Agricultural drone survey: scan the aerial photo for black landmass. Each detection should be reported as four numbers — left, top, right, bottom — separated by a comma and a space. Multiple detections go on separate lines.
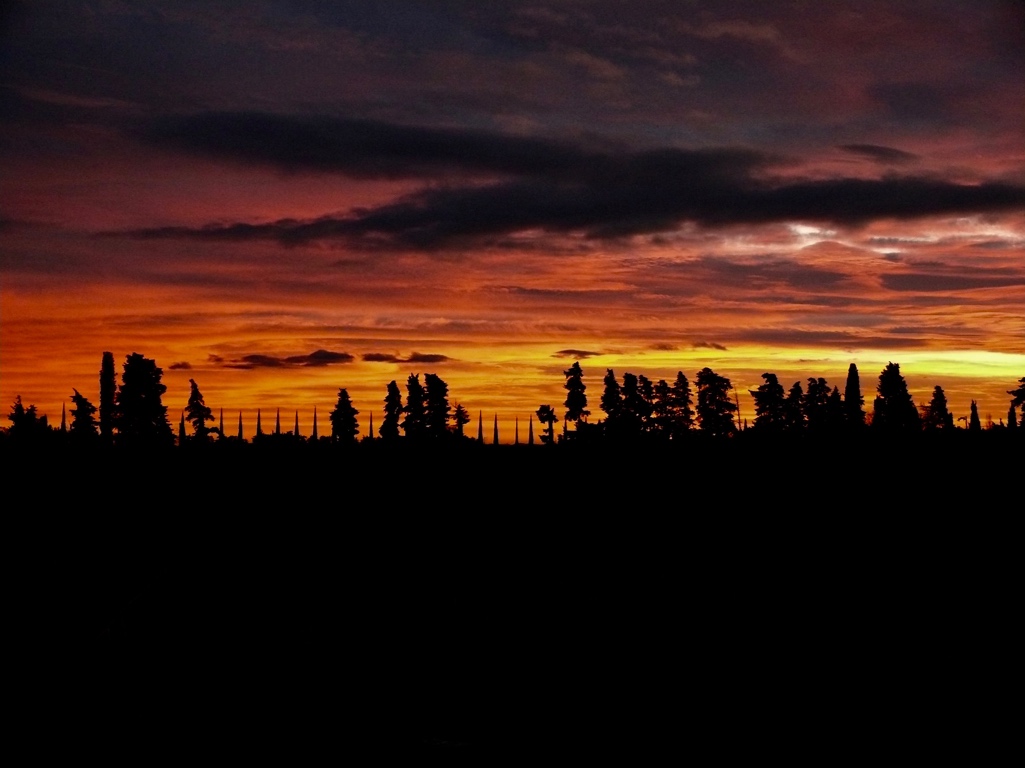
12, 437, 1019, 761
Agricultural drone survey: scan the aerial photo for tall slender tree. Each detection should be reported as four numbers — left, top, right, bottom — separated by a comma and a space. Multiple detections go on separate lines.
563, 362, 590, 427
968, 400, 981, 432
99, 351, 116, 445
380, 380, 403, 440
843, 363, 865, 427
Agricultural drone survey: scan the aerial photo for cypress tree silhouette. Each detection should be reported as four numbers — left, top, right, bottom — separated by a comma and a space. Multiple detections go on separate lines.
563, 361, 590, 428
969, 400, 981, 432
219, 408, 224, 436
515, 416, 519, 444
237, 411, 244, 440
381, 381, 402, 440
1008, 405, 1018, 432
844, 363, 865, 427
99, 351, 116, 446
477, 411, 484, 442
293, 410, 300, 438
178, 412, 186, 444
256, 409, 263, 437
493, 413, 499, 445
59, 402, 67, 433
275, 409, 281, 436
312, 406, 318, 440
528, 413, 534, 445
367, 411, 373, 441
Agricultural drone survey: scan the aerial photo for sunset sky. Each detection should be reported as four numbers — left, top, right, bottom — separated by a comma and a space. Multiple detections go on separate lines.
2, 1, 1024, 440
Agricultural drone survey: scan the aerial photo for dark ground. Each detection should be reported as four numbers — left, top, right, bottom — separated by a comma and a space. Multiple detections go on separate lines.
12, 437, 1020, 761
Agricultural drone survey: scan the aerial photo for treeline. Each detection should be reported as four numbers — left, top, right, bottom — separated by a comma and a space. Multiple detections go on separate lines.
3, 351, 1024, 452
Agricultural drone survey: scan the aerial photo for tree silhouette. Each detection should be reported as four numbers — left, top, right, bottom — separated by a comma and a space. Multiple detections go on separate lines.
668, 371, 694, 438
968, 400, 981, 432
7, 395, 50, 445
695, 367, 736, 437
843, 363, 865, 427
783, 381, 805, 432
380, 380, 403, 440
536, 404, 558, 444
452, 403, 470, 437
329, 388, 359, 443
185, 378, 214, 441
401, 374, 426, 440
114, 353, 174, 449
563, 362, 590, 427
751, 373, 786, 432
619, 372, 646, 437
1009, 377, 1025, 410
600, 369, 621, 424
922, 386, 954, 430
803, 377, 832, 432
423, 373, 451, 438
69, 389, 98, 443
1008, 404, 1018, 432
872, 362, 920, 433
99, 351, 116, 446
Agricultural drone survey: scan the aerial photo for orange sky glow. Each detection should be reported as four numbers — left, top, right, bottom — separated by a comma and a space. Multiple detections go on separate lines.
2, 2, 1023, 441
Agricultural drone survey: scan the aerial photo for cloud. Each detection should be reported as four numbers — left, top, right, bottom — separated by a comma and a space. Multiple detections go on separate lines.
553, 349, 602, 359
169, 361, 192, 370
405, 352, 450, 364
839, 144, 918, 164
138, 111, 591, 180
881, 272, 1025, 292
362, 352, 451, 364
694, 341, 728, 351
284, 349, 355, 366
219, 349, 354, 369
117, 120, 1025, 249
649, 343, 677, 351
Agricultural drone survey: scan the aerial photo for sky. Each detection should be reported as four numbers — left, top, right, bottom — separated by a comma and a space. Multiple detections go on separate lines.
2, 0, 1024, 439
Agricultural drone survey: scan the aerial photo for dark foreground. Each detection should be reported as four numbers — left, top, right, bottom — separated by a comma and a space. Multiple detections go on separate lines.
13, 436, 1020, 761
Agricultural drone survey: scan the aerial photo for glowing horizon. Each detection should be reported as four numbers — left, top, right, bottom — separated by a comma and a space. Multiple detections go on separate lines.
2, 3, 1023, 441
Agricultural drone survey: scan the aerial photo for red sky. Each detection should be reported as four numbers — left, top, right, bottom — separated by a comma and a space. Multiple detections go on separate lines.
2, 1, 1023, 438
